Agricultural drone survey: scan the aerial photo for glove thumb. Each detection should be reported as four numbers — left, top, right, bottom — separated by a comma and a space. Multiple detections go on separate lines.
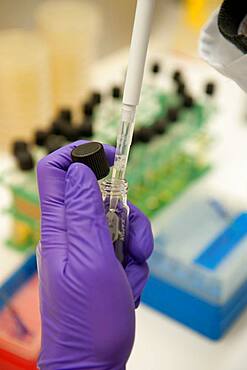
65, 162, 111, 254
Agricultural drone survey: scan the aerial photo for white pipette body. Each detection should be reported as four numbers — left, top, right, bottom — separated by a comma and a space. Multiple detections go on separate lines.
123, 0, 156, 108
112, 0, 156, 182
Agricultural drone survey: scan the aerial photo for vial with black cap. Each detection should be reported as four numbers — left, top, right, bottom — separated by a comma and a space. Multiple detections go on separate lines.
58, 108, 72, 124
90, 91, 102, 106
12, 140, 35, 171
71, 142, 129, 264
12, 140, 28, 157
204, 82, 216, 97
78, 102, 94, 138
149, 61, 164, 92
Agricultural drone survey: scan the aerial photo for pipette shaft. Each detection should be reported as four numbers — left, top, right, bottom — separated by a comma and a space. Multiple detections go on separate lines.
111, 0, 156, 183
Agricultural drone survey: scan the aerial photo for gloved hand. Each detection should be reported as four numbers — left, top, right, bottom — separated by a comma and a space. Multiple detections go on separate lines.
199, 9, 247, 93
36, 140, 153, 370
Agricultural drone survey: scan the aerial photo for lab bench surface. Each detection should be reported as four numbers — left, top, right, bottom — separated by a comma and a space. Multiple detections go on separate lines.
129, 303, 247, 370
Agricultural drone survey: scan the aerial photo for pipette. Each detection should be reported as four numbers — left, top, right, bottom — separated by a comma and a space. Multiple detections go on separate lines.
72, 1, 156, 264
110, 0, 156, 209
112, 0, 155, 181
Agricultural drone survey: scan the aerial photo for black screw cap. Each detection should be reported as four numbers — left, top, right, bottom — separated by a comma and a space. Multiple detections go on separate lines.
78, 119, 93, 138
167, 107, 179, 122
138, 127, 154, 143
83, 102, 94, 117
60, 124, 79, 142
59, 109, 72, 123
45, 135, 66, 154
17, 151, 34, 171
172, 70, 183, 83
50, 120, 64, 135
112, 86, 122, 99
90, 91, 102, 106
151, 62, 161, 74
176, 82, 186, 96
71, 142, 110, 180
153, 119, 167, 135
34, 130, 48, 147
12, 140, 28, 157
183, 95, 194, 108
205, 82, 216, 96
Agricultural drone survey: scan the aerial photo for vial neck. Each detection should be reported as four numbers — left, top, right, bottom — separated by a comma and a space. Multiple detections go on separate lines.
101, 179, 128, 201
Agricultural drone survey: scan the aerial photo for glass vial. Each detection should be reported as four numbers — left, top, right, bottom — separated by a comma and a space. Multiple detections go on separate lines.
101, 179, 129, 264
71, 142, 129, 264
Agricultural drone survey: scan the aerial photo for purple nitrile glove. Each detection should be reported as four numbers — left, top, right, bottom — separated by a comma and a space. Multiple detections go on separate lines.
36, 140, 154, 370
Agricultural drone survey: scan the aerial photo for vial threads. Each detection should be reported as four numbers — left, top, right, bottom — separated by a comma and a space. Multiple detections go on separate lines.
101, 179, 129, 264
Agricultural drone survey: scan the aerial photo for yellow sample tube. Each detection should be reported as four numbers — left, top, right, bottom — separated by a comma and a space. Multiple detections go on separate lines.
0, 30, 53, 150
184, 0, 221, 30
36, 0, 100, 119
172, 0, 221, 54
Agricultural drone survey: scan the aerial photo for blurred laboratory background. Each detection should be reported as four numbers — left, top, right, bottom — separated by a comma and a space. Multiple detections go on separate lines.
0, 1, 247, 370
0, 0, 211, 56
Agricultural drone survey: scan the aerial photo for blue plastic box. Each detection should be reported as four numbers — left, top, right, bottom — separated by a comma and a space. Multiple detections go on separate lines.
0, 253, 36, 310
142, 187, 247, 340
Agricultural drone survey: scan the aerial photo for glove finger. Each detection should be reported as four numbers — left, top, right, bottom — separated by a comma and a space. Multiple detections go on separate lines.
64, 162, 115, 267
127, 203, 154, 264
125, 258, 149, 308
37, 140, 115, 248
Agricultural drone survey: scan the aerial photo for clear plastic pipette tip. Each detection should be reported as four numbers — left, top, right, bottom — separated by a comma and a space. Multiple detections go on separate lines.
110, 107, 136, 210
